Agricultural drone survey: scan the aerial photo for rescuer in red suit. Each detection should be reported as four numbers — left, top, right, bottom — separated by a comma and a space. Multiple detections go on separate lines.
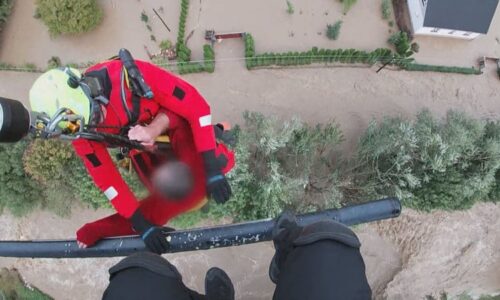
76, 109, 235, 252
40, 56, 235, 253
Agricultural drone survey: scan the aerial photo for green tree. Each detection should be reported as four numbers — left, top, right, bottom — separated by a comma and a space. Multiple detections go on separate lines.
218, 112, 344, 221
23, 139, 107, 213
36, 0, 103, 36
0, 140, 43, 216
355, 110, 500, 210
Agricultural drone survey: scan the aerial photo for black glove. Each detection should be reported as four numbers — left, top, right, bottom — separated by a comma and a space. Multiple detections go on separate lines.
202, 150, 232, 204
130, 209, 175, 254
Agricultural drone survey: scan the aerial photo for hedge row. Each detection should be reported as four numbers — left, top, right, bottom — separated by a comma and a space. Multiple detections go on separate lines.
244, 33, 397, 69
176, 0, 189, 57
244, 35, 395, 69
176, 0, 191, 62
173, 0, 215, 75
203, 44, 215, 73
403, 63, 482, 75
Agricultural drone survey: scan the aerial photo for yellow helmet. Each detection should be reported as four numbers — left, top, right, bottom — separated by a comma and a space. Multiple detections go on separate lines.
29, 68, 91, 125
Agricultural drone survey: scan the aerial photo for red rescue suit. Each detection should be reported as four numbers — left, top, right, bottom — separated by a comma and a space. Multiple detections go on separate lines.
74, 60, 217, 218
76, 111, 234, 246
72, 60, 233, 245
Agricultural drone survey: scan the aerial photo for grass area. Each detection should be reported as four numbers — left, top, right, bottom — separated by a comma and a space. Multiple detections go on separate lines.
0, 268, 52, 300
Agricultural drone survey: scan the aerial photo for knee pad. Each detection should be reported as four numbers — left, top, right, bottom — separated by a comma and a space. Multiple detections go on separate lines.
294, 220, 360, 249
109, 252, 182, 280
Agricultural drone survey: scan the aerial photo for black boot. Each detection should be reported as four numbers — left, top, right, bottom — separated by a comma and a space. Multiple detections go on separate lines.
205, 267, 235, 300
214, 124, 236, 146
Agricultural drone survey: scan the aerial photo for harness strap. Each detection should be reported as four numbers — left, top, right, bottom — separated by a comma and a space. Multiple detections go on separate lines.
130, 93, 141, 124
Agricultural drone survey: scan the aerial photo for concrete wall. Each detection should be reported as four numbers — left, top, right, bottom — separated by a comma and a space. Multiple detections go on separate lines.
408, 0, 427, 32
415, 27, 481, 40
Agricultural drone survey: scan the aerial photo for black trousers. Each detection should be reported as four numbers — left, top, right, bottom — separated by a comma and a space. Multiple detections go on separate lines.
102, 252, 205, 300
273, 239, 372, 300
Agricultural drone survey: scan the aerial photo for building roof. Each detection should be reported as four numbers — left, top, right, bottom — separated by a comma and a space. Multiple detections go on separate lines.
423, 0, 499, 34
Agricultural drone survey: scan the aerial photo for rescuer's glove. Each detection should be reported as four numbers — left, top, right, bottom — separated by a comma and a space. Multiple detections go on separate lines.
130, 209, 175, 254
202, 150, 232, 204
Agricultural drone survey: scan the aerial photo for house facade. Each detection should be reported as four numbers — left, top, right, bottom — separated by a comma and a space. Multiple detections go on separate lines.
408, 0, 499, 40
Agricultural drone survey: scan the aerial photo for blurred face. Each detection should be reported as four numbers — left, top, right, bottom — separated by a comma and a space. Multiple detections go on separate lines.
151, 161, 194, 201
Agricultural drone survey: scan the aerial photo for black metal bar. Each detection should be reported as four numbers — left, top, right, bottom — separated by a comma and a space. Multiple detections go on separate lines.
0, 198, 401, 258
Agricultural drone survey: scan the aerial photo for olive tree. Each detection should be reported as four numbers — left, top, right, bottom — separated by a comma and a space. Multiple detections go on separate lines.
36, 0, 103, 36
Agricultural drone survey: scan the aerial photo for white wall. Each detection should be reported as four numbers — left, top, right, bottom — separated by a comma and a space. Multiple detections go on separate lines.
415, 27, 481, 40
408, 0, 427, 32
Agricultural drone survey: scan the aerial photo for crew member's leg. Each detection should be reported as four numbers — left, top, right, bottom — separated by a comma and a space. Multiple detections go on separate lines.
102, 252, 205, 300
270, 214, 372, 300
103, 252, 234, 300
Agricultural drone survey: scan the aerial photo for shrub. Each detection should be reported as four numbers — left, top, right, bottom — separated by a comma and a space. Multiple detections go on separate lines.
141, 11, 148, 23
47, 56, 61, 70
355, 110, 500, 210
411, 42, 420, 53
340, 0, 357, 14
159, 39, 172, 51
219, 112, 344, 221
36, 0, 103, 36
326, 21, 342, 40
381, 0, 392, 20
0, 0, 13, 31
0, 140, 43, 216
388, 31, 415, 66
286, 0, 294, 14
23, 139, 107, 212
388, 31, 413, 57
